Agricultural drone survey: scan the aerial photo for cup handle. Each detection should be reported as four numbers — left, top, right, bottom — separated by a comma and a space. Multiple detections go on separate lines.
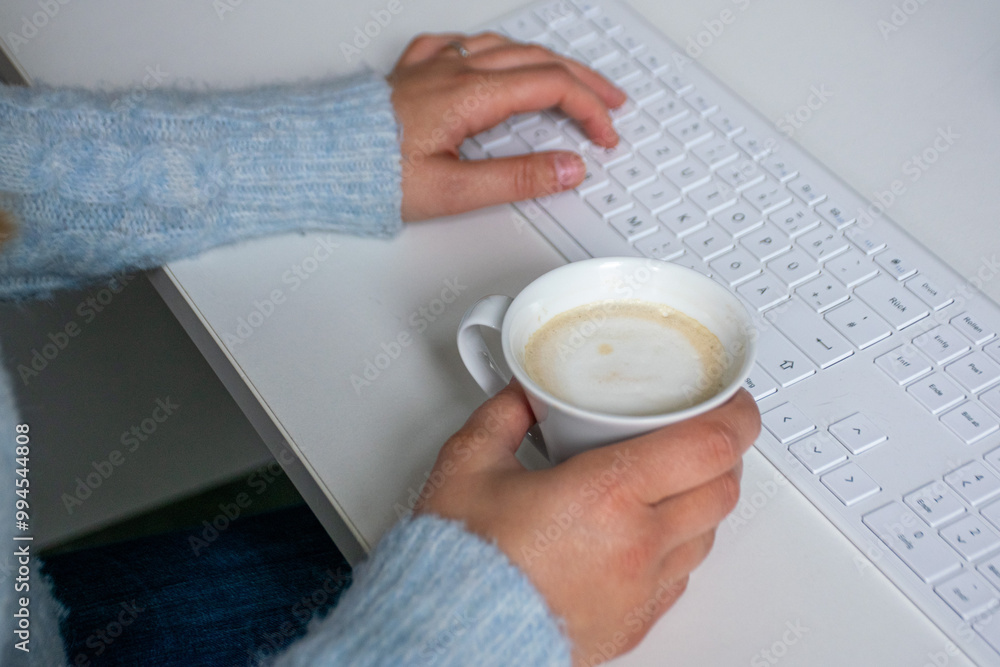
457, 295, 549, 460
457, 294, 514, 397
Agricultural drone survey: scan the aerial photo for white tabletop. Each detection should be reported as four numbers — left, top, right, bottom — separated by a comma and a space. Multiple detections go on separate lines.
5, 0, 999, 664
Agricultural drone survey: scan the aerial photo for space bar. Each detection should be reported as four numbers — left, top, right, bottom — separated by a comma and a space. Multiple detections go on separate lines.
535, 192, 641, 258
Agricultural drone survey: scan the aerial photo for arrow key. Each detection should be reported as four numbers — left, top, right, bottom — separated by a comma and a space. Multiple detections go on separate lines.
789, 433, 849, 474
829, 413, 888, 455
822, 462, 881, 506
762, 402, 815, 443
945, 461, 1000, 507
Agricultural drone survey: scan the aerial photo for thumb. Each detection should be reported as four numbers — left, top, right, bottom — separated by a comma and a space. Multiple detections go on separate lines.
446, 379, 536, 472
435, 151, 586, 215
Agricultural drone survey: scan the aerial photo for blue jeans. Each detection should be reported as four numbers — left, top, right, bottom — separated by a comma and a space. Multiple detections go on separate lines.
42, 505, 351, 666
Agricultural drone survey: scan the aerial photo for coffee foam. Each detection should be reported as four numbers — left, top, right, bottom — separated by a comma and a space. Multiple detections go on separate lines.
523, 300, 727, 417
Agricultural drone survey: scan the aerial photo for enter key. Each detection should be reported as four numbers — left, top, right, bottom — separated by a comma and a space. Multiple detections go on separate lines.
765, 298, 854, 368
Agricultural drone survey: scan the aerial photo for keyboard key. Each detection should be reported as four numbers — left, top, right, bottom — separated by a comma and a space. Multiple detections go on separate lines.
789, 433, 849, 474
633, 180, 681, 213
666, 117, 713, 147
576, 157, 610, 194
622, 76, 665, 107
761, 154, 798, 182
502, 13, 548, 40
535, 1, 577, 26
660, 71, 694, 95
822, 462, 880, 506
874, 249, 919, 281
638, 135, 685, 168
575, 38, 619, 66
709, 247, 762, 286
616, 111, 661, 146
935, 570, 1000, 620
766, 298, 853, 368
609, 158, 657, 191
692, 138, 739, 170
756, 327, 817, 387
741, 224, 791, 262
658, 203, 707, 237
683, 222, 734, 261
634, 228, 684, 260
518, 118, 563, 149
609, 207, 659, 241
488, 134, 531, 158
825, 249, 879, 287
612, 31, 643, 54
713, 203, 763, 238
588, 141, 633, 167
945, 461, 1000, 506
906, 273, 954, 311
983, 502, 1000, 533
845, 225, 887, 255
904, 481, 966, 528
683, 91, 719, 117
875, 346, 933, 385
743, 364, 778, 401
585, 182, 633, 217
645, 96, 689, 127
733, 134, 773, 160
795, 274, 850, 312
941, 515, 1000, 561
983, 386, 1000, 420
709, 113, 744, 139
762, 402, 815, 443
768, 202, 821, 238
557, 20, 598, 46
907, 372, 966, 415
475, 123, 513, 149
946, 351, 1000, 393
688, 180, 737, 215
767, 248, 820, 287
855, 273, 930, 330
600, 57, 641, 83
592, 12, 623, 34
737, 272, 789, 311
863, 502, 961, 583
743, 178, 793, 214
952, 311, 996, 346
663, 159, 711, 191
635, 49, 671, 75
797, 224, 849, 262
941, 402, 1000, 445
829, 413, 888, 455
912, 325, 971, 365
535, 187, 640, 258
786, 177, 826, 207
718, 159, 766, 191
816, 200, 857, 230
825, 300, 892, 349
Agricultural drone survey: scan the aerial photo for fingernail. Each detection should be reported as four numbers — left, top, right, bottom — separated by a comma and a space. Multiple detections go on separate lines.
555, 153, 585, 188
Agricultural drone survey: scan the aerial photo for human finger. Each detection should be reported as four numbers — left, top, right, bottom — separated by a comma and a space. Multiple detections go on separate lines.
476, 64, 618, 146
407, 150, 584, 218
394, 31, 510, 66
467, 42, 625, 109
439, 379, 535, 473
592, 389, 760, 505
651, 468, 741, 552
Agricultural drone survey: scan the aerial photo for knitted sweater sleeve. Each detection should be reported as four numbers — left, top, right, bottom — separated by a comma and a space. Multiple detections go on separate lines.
271, 514, 571, 667
0, 72, 402, 300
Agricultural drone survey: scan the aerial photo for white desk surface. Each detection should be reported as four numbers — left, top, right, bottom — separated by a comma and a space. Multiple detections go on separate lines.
5, 0, 1000, 664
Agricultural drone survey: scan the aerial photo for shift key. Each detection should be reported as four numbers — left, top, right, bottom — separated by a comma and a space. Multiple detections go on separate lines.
863, 501, 962, 584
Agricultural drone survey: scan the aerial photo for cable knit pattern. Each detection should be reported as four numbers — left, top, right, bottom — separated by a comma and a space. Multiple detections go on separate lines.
270, 515, 571, 666
0, 73, 402, 300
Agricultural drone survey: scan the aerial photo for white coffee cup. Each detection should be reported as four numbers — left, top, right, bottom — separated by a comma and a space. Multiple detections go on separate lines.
457, 257, 756, 463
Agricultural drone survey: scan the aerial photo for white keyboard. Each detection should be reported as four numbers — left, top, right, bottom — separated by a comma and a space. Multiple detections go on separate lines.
462, 1, 1000, 664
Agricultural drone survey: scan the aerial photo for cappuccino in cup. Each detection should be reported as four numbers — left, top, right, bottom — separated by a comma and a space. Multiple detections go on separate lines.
523, 300, 727, 416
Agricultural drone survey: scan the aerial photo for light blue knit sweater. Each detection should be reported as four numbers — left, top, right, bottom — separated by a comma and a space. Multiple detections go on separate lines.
0, 74, 570, 665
